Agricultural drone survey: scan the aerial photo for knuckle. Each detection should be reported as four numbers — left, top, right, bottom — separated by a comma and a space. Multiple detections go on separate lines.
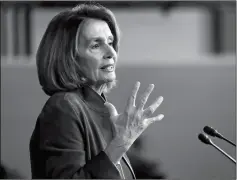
125, 109, 134, 119
145, 119, 153, 126
135, 111, 142, 118
143, 107, 153, 118
134, 123, 143, 133
143, 119, 148, 126
131, 94, 136, 99
148, 106, 154, 113
141, 97, 147, 104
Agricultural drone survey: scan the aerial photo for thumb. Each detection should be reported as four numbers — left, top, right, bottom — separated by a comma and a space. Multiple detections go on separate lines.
104, 102, 118, 117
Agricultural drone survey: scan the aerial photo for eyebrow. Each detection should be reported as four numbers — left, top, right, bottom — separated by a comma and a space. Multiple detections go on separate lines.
88, 36, 114, 43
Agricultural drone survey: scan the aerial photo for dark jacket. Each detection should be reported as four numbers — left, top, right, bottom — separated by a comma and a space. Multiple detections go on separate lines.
29, 85, 136, 179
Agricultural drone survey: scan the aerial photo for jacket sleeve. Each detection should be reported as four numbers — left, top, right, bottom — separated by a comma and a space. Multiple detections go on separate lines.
38, 95, 121, 179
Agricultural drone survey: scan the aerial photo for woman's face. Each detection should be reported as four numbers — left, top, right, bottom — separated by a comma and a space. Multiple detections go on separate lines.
77, 18, 117, 89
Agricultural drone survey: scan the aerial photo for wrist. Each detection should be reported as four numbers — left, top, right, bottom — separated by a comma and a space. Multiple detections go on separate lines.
104, 137, 129, 164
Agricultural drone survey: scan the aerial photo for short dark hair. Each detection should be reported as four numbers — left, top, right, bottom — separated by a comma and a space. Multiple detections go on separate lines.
36, 3, 120, 96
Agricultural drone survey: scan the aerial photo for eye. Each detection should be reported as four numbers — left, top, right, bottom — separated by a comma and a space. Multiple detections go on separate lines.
91, 44, 100, 49
108, 42, 113, 46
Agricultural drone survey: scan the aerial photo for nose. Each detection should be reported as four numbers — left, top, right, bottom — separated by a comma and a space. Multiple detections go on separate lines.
103, 44, 117, 60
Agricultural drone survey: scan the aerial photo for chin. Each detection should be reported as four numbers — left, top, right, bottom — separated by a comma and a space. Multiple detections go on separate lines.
103, 79, 117, 94
103, 73, 116, 82
106, 76, 116, 82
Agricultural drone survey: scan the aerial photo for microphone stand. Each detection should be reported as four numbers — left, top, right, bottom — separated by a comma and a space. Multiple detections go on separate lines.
220, 136, 236, 147
198, 133, 236, 164
211, 142, 236, 164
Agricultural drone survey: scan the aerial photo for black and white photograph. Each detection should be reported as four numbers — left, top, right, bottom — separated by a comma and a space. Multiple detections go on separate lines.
1, 1, 236, 179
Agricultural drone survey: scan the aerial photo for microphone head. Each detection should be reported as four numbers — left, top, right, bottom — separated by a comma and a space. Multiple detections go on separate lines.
203, 126, 223, 138
198, 133, 212, 145
203, 126, 216, 136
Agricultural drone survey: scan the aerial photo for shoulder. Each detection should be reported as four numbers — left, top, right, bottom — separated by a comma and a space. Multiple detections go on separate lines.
39, 90, 88, 123
34, 90, 88, 137
32, 91, 88, 148
46, 90, 85, 110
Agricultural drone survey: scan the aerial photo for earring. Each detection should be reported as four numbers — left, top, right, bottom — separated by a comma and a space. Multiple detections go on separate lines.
81, 77, 86, 82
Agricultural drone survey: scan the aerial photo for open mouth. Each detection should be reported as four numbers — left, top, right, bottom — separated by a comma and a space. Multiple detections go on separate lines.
100, 65, 114, 72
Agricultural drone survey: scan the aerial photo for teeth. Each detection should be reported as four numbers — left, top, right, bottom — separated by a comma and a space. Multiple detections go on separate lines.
108, 66, 113, 70
104, 66, 113, 71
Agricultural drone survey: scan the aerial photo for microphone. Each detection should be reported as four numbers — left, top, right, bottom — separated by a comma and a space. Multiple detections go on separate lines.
203, 126, 236, 146
198, 133, 236, 164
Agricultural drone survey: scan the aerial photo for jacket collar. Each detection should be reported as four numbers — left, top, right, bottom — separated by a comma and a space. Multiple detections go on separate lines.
76, 85, 136, 179
77, 84, 110, 114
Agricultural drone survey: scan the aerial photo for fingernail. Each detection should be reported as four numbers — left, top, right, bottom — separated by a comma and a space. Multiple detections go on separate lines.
158, 96, 164, 103
158, 114, 164, 121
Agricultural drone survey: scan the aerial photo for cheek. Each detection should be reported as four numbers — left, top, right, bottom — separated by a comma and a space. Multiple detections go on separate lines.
79, 50, 102, 77
82, 59, 100, 76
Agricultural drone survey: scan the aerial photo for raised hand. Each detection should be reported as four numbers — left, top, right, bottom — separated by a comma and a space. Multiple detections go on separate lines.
104, 81, 164, 160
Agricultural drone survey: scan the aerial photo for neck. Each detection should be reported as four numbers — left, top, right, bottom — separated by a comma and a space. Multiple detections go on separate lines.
90, 84, 107, 95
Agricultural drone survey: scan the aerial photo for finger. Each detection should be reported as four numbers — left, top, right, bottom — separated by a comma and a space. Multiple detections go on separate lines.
144, 114, 164, 126
127, 81, 140, 108
104, 102, 118, 117
143, 96, 164, 118
137, 84, 154, 110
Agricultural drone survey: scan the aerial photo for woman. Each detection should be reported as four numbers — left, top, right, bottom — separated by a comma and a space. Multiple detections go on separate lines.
30, 3, 164, 179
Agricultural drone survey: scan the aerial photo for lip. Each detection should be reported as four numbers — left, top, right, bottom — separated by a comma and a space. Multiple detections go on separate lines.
100, 64, 114, 69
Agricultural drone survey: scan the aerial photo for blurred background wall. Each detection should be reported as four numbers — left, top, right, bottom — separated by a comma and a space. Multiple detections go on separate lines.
1, 1, 236, 179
